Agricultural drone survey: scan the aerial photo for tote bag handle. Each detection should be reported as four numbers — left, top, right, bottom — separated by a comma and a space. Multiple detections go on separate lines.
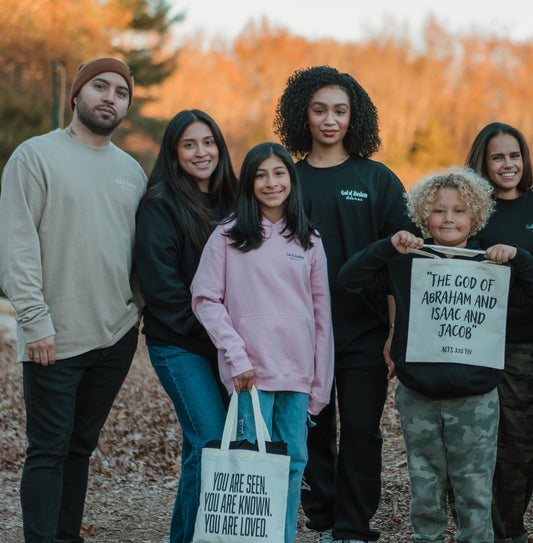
221, 385, 270, 453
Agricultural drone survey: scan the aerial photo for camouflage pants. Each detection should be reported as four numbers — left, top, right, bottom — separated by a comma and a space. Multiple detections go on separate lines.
395, 383, 499, 543
492, 342, 533, 543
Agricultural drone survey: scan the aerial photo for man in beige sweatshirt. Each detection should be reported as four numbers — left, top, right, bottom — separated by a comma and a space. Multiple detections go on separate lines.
0, 57, 147, 542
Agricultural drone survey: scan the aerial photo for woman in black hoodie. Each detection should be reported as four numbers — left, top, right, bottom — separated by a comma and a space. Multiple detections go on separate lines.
135, 110, 237, 543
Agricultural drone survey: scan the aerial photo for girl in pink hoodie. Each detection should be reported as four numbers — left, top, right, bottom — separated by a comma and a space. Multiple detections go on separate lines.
191, 142, 334, 543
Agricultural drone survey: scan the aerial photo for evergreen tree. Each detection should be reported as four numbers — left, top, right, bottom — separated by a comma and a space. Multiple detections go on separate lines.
112, 0, 184, 169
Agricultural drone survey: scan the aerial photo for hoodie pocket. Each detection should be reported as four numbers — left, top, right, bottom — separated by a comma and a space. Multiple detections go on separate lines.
236, 314, 315, 379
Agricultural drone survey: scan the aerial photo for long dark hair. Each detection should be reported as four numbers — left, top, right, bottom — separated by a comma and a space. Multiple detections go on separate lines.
225, 142, 315, 252
465, 122, 533, 193
274, 65, 381, 160
143, 109, 238, 249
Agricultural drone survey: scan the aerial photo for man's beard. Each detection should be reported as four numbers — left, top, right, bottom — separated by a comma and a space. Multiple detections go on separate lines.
76, 98, 125, 137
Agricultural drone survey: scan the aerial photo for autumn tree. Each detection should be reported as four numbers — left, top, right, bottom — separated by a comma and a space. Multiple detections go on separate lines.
0, 0, 181, 172
6, 10, 531, 183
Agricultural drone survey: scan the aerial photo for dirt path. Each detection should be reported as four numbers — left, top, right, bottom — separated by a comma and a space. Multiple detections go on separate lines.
1, 335, 531, 542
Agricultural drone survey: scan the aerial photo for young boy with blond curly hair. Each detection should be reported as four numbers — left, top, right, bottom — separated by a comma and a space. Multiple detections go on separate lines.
339, 169, 533, 543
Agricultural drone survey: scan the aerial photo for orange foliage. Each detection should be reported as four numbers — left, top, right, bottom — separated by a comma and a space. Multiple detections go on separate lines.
2, 7, 533, 186
1, 0, 128, 59
143, 20, 533, 184
0, 0, 130, 97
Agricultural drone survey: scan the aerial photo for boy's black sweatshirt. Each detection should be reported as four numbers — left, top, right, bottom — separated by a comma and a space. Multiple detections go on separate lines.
338, 237, 533, 398
297, 157, 413, 368
135, 194, 217, 362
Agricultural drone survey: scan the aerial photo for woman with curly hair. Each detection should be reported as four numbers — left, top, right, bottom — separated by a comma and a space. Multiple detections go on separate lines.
274, 66, 413, 543
466, 123, 533, 543
339, 169, 533, 543
135, 109, 238, 543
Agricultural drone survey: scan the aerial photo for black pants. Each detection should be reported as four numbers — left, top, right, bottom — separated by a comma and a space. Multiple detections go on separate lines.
492, 342, 533, 543
301, 365, 388, 542
20, 327, 138, 543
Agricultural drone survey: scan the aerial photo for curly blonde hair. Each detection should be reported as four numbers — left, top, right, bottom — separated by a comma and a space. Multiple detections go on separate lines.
407, 169, 495, 238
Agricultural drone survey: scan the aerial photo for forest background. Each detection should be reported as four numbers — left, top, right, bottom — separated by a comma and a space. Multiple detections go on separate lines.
2, 0, 533, 188
1, 4, 532, 538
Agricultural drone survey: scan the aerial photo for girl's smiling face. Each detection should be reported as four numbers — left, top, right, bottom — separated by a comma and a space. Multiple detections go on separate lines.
485, 133, 523, 199
306, 86, 351, 149
253, 154, 291, 223
427, 188, 472, 248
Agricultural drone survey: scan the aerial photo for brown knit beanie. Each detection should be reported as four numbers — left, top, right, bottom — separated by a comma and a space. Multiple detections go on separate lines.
70, 57, 134, 111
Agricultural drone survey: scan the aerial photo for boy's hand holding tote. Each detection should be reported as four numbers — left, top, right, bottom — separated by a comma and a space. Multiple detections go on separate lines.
193, 385, 290, 542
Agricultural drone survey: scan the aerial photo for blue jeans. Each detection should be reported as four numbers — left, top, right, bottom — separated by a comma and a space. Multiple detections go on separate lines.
148, 345, 227, 543
237, 390, 309, 543
21, 326, 138, 543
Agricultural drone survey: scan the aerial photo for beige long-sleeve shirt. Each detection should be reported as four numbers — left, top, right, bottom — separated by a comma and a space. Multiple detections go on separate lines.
0, 129, 147, 361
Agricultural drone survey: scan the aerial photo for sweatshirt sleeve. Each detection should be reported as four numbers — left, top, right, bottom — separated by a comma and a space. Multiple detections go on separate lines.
0, 153, 56, 343
308, 238, 335, 415
338, 237, 398, 294
134, 199, 204, 337
191, 229, 253, 378
507, 247, 533, 308
377, 170, 416, 236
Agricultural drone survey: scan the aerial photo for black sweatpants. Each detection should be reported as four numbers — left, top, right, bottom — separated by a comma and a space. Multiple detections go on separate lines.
301, 365, 388, 542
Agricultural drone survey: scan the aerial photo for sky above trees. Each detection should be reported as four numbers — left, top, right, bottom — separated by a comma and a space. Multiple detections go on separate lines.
174, 0, 533, 45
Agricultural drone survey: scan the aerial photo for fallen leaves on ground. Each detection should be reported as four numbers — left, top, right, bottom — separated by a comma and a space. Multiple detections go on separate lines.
0, 336, 530, 542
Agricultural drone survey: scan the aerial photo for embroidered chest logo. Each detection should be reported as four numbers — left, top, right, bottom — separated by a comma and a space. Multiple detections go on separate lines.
286, 252, 304, 262
340, 189, 368, 202
115, 178, 137, 190
525, 224, 533, 231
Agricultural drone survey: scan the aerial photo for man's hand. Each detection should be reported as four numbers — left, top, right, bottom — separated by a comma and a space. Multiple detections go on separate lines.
27, 335, 56, 366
